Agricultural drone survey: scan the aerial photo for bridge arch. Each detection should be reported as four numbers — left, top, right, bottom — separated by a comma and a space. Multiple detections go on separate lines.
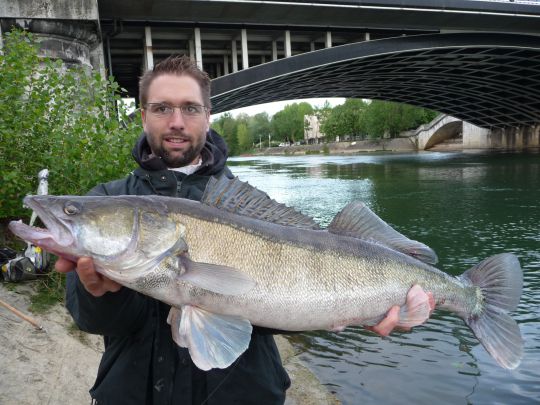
415, 115, 463, 150
211, 33, 540, 128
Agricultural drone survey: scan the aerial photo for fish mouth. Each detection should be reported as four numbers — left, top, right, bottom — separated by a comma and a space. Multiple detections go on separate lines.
8, 196, 75, 256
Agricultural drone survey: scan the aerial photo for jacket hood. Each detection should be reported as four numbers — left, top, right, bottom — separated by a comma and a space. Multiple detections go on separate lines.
132, 129, 229, 176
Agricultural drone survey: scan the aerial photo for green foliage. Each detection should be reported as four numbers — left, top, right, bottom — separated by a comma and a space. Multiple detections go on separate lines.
237, 122, 251, 151
319, 99, 437, 140
305, 150, 320, 155
212, 112, 239, 155
362, 100, 438, 138
320, 99, 368, 141
271, 102, 313, 143
248, 112, 271, 148
29, 271, 66, 313
0, 29, 140, 221
210, 99, 437, 155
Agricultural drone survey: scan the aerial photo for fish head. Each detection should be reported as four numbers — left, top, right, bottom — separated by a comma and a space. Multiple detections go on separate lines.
9, 195, 185, 267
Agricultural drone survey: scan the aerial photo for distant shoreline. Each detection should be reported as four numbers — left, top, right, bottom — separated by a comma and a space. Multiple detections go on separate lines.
246, 138, 418, 156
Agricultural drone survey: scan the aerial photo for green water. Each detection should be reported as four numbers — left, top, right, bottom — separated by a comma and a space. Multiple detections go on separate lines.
228, 151, 540, 405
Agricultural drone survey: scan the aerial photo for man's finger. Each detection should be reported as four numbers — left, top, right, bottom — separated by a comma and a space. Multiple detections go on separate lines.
427, 292, 436, 314
55, 257, 76, 273
368, 306, 400, 337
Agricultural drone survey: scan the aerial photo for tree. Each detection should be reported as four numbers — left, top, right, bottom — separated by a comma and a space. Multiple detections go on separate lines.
363, 100, 438, 138
237, 122, 251, 152
0, 29, 140, 222
320, 99, 367, 141
271, 102, 313, 143
248, 112, 271, 148
211, 112, 238, 155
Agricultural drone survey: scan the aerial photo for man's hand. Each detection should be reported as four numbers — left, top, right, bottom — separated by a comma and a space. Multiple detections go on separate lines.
367, 285, 435, 337
55, 257, 122, 297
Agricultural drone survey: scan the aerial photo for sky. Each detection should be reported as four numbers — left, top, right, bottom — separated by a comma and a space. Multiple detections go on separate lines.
211, 97, 346, 120
122, 97, 346, 119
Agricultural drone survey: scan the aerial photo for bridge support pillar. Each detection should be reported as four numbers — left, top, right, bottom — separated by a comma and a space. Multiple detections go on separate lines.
223, 54, 229, 75
272, 40, 278, 60
285, 30, 292, 57
1, 1, 102, 73
194, 27, 203, 69
325, 31, 332, 48
241, 28, 249, 69
144, 26, 154, 70
231, 39, 238, 72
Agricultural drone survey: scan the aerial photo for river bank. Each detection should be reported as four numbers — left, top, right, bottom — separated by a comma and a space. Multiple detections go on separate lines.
252, 138, 416, 156
0, 283, 338, 405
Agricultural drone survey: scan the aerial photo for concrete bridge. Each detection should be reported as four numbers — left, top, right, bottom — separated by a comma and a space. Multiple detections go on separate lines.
407, 114, 540, 150
2, 0, 540, 148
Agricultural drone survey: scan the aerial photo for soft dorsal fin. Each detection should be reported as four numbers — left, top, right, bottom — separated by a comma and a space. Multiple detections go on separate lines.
328, 201, 438, 265
202, 176, 321, 230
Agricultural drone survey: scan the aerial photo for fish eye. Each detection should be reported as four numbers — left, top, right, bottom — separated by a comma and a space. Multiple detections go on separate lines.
63, 201, 82, 215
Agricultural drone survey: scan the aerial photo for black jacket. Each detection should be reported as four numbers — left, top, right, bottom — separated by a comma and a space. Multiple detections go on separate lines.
66, 130, 290, 405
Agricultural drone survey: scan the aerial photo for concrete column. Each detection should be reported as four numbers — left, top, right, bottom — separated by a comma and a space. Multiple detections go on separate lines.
189, 40, 195, 60
216, 63, 221, 77
0, 1, 102, 70
364, 32, 370, 41
271, 40, 278, 60
194, 27, 203, 69
284, 30, 291, 57
223, 54, 229, 75
1, 19, 101, 70
310, 41, 315, 52
261, 55, 266, 64
241, 28, 249, 69
325, 31, 332, 48
231, 40, 238, 72
144, 26, 154, 70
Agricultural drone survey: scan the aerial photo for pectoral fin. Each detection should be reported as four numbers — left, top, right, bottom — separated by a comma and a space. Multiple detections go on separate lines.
396, 285, 432, 328
177, 256, 256, 296
168, 305, 253, 370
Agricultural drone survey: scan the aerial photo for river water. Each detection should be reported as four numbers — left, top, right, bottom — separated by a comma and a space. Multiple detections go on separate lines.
227, 151, 540, 405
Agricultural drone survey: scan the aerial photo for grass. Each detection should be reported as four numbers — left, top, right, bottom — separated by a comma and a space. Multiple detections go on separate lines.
67, 321, 91, 346
29, 271, 66, 314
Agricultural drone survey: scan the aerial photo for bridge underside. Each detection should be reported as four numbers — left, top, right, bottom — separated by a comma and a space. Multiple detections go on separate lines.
211, 33, 540, 128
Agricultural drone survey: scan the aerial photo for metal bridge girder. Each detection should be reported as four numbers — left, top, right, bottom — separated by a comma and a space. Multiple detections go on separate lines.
210, 33, 540, 128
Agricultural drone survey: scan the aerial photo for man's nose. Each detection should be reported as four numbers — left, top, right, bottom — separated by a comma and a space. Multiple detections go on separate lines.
168, 108, 186, 128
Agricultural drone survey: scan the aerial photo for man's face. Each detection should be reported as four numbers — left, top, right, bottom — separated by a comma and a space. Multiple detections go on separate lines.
141, 74, 210, 168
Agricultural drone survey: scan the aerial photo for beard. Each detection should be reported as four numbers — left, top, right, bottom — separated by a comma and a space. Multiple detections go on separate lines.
147, 131, 206, 168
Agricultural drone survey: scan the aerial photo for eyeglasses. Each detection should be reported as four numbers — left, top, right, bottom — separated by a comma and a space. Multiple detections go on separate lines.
144, 103, 208, 118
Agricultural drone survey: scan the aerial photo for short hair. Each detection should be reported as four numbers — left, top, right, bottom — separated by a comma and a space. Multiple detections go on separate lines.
139, 55, 211, 109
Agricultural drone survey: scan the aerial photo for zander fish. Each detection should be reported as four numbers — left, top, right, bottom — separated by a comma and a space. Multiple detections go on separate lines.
9, 177, 523, 370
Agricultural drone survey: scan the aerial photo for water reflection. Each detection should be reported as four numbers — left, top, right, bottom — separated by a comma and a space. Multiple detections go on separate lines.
228, 151, 540, 405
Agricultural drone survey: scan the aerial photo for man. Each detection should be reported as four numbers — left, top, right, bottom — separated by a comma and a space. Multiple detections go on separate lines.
56, 55, 434, 405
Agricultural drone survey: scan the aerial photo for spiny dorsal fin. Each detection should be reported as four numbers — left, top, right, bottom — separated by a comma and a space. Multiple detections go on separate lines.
328, 201, 438, 265
202, 176, 321, 230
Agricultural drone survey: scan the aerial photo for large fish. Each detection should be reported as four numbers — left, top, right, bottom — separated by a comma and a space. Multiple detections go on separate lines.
9, 177, 523, 371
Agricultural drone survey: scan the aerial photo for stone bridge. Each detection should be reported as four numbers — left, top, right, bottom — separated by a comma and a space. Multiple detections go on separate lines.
409, 115, 539, 150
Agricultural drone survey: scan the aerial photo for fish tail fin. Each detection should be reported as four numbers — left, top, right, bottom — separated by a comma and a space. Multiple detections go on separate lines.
460, 253, 523, 369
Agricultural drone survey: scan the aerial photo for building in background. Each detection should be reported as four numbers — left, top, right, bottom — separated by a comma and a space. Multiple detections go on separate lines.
304, 115, 324, 144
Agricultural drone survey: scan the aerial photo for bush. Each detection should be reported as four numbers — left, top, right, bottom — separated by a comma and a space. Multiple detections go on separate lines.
0, 29, 140, 222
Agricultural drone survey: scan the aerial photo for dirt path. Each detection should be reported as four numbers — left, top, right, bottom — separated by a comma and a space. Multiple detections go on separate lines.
0, 283, 338, 405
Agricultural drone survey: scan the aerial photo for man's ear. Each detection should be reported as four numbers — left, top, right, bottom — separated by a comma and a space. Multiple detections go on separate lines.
141, 108, 147, 126
205, 113, 211, 132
